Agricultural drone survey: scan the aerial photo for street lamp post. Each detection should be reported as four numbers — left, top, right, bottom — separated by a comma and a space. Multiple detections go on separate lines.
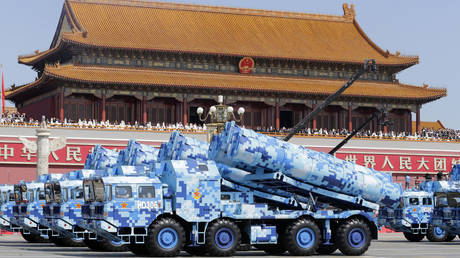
197, 95, 245, 142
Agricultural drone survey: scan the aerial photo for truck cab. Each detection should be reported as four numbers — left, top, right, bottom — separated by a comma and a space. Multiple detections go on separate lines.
432, 180, 460, 237
0, 185, 14, 231
41, 170, 101, 246
80, 166, 162, 245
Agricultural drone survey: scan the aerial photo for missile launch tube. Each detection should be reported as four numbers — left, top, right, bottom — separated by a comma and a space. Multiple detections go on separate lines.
209, 122, 402, 209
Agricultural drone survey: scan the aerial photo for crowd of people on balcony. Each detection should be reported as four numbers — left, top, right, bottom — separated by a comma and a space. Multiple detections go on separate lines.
1, 110, 459, 141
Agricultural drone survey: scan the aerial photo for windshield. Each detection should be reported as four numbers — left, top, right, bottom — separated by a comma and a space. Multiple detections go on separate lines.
83, 179, 107, 202
94, 179, 105, 202
448, 192, 460, 207
45, 183, 53, 203
53, 182, 62, 203
435, 192, 448, 207
71, 188, 84, 200
14, 184, 28, 204
83, 180, 94, 202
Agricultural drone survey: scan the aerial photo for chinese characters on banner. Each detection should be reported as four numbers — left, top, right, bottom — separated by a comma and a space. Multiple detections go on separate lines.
336, 153, 460, 173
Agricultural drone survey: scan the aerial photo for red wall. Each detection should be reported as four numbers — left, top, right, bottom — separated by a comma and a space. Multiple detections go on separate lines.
19, 95, 55, 121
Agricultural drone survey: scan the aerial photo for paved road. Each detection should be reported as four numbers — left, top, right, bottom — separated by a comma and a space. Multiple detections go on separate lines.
0, 233, 459, 258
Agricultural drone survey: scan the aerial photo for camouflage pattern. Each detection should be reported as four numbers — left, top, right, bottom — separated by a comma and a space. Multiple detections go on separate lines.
0, 185, 14, 230
42, 169, 104, 239
117, 140, 159, 166
158, 131, 208, 161
379, 190, 433, 234
84, 145, 119, 170
431, 179, 460, 234
249, 225, 277, 244
13, 173, 64, 235
81, 126, 379, 249
209, 122, 402, 209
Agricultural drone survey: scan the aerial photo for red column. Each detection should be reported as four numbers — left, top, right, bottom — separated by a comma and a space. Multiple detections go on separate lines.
347, 105, 352, 131
59, 90, 64, 121
183, 97, 188, 125
416, 104, 421, 133
101, 94, 106, 121
312, 104, 317, 130
275, 103, 280, 131
142, 96, 147, 124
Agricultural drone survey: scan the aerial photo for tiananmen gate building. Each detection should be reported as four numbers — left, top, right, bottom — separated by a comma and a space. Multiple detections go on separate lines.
6, 0, 446, 133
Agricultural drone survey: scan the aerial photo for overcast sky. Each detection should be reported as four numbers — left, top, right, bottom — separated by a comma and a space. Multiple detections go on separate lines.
1, 0, 459, 129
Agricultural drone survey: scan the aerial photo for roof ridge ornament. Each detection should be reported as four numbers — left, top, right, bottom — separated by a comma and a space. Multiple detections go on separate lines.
343, 3, 356, 21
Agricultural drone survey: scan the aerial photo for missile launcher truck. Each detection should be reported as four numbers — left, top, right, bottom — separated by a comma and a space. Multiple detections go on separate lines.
40, 170, 102, 247
80, 125, 403, 256
430, 165, 460, 238
11, 174, 63, 243
0, 185, 14, 231
378, 174, 456, 242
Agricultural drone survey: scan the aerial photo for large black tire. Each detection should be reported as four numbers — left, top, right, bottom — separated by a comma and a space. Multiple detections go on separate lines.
129, 243, 149, 256
257, 243, 286, 255
49, 235, 85, 247
282, 218, 320, 256
184, 245, 208, 256
427, 226, 448, 242
446, 234, 456, 242
317, 244, 338, 255
336, 219, 371, 256
83, 237, 128, 252
145, 217, 185, 257
403, 232, 425, 242
21, 232, 49, 243
205, 219, 241, 256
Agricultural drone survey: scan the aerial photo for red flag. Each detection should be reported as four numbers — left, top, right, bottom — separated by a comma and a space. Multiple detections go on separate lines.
1, 68, 4, 114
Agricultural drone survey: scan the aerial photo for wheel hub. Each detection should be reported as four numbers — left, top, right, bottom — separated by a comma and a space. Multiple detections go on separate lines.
348, 228, 365, 248
158, 228, 178, 249
215, 228, 234, 249
296, 228, 314, 248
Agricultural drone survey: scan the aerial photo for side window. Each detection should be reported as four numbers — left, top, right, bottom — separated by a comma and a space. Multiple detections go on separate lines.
72, 188, 84, 200
38, 190, 46, 201
62, 188, 68, 202
106, 185, 112, 201
28, 190, 34, 202
9, 192, 14, 202
139, 186, 155, 199
115, 186, 132, 198
409, 198, 419, 205
422, 198, 432, 205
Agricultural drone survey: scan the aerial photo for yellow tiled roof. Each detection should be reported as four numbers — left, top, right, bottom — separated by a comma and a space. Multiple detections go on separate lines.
19, 0, 419, 66
6, 65, 446, 102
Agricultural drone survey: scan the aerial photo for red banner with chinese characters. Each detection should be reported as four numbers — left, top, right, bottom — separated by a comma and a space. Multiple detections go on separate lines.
0, 137, 459, 174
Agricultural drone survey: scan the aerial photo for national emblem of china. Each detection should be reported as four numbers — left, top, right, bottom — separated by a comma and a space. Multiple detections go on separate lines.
238, 57, 255, 74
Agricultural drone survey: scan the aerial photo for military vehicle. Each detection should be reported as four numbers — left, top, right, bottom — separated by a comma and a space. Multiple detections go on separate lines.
79, 124, 402, 256
11, 174, 63, 243
0, 185, 14, 231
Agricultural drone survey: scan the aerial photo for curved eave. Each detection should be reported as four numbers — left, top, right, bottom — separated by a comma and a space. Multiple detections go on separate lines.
18, 45, 63, 66
42, 65, 446, 102
5, 76, 48, 100
352, 19, 419, 67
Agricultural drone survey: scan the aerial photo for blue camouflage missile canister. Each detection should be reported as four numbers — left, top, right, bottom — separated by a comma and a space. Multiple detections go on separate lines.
158, 131, 208, 161
209, 122, 403, 208
117, 140, 159, 166
84, 145, 119, 170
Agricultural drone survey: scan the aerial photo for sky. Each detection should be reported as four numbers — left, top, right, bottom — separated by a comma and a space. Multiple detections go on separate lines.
0, 0, 459, 128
